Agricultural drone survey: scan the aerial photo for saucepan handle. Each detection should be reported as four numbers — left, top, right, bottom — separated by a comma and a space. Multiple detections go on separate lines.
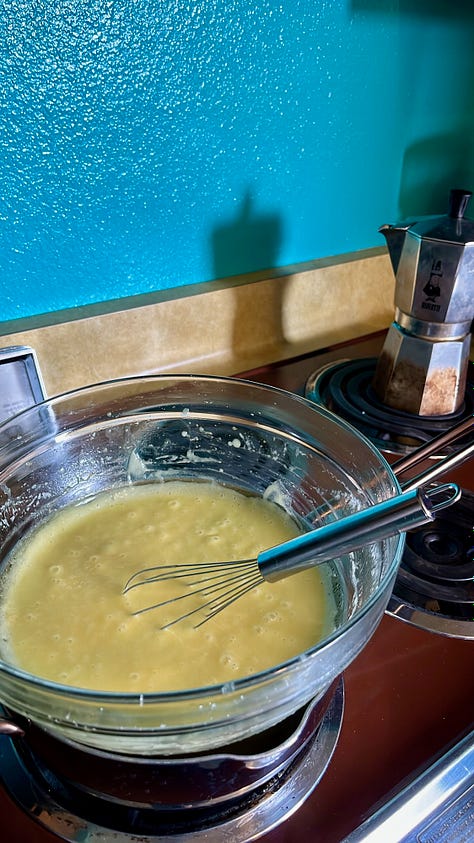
392, 416, 473, 492
0, 716, 24, 737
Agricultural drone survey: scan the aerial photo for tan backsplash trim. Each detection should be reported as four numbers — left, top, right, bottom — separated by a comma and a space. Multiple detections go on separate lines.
0, 249, 395, 396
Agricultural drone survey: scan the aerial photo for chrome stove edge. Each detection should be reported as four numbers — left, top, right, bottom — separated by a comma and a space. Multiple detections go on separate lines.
342, 727, 474, 843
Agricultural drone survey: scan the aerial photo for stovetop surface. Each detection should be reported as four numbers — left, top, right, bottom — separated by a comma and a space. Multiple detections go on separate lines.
1, 332, 473, 843
240, 331, 474, 841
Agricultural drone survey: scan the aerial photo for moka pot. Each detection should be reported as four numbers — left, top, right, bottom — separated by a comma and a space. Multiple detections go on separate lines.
373, 188, 474, 415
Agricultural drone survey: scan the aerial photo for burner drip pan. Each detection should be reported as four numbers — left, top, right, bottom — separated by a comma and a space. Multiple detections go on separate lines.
388, 491, 474, 639
305, 358, 473, 454
0, 682, 343, 842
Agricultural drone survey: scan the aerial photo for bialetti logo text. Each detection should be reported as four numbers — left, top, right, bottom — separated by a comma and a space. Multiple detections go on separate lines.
422, 259, 442, 312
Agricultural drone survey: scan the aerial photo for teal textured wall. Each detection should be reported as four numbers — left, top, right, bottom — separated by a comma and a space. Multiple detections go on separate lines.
1, 1, 473, 323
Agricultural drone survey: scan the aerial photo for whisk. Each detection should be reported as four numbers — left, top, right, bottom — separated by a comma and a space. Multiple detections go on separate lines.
123, 482, 460, 628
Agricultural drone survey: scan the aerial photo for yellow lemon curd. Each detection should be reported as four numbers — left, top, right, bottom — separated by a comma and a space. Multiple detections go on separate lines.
0, 481, 334, 693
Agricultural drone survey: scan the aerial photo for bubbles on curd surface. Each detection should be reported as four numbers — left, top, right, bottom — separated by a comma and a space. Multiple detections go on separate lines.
0, 481, 336, 693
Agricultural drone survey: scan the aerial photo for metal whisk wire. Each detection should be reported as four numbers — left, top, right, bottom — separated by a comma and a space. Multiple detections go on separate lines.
124, 560, 264, 628
123, 483, 460, 629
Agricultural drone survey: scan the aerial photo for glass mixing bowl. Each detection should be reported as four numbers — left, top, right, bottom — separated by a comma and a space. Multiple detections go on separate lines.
0, 375, 403, 755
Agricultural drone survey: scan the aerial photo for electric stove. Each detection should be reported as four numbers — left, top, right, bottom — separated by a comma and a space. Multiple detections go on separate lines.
239, 330, 474, 841
0, 331, 472, 842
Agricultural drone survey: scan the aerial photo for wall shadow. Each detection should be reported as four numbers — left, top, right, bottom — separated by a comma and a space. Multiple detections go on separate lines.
351, 0, 474, 18
351, 0, 474, 220
397, 130, 474, 217
211, 189, 286, 356
212, 189, 283, 280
